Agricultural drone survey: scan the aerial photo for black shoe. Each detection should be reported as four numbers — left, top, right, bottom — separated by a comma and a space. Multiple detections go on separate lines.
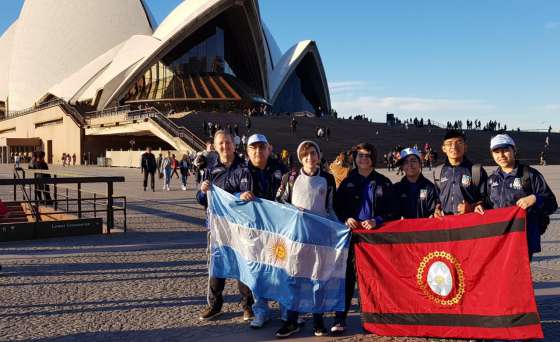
275, 321, 300, 338
314, 321, 328, 337
199, 306, 221, 321
143, 187, 146, 191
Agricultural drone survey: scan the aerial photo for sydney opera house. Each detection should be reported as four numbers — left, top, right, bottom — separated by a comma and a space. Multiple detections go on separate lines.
0, 0, 330, 164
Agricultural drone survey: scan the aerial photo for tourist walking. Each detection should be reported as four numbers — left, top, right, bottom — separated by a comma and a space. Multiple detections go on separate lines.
179, 154, 190, 190
161, 152, 173, 191
140, 147, 157, 192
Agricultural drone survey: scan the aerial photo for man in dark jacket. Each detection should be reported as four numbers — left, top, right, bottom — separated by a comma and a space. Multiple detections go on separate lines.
140, 147, 157, 192
236, 133, 288, 329
484, 134, 558, 260
331, 142, 397, 334
196, 130, 254, 322
433, 130, 487, 216
394, 148, 439, 218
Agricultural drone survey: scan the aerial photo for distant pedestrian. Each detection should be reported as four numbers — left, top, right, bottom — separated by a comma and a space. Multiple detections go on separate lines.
179, 154, 190, 190
140, 147, 157, 192
161, 152, 173, 191
171, 154, 180, 179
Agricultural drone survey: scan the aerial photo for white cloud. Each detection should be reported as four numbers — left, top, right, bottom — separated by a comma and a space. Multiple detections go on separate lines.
545, 21, 560, 29
541, 104, 560, 111
328, 81, 367, 94
332, 96, 493, 116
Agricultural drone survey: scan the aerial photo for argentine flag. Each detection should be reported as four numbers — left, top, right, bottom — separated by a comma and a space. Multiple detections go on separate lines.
207, 185, 350, 313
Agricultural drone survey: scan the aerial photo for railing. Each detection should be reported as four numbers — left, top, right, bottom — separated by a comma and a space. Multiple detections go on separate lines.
85, 105, 131, 119
13, 168, 41, 222
3, 99, 65, 120
3, 172, 127, 233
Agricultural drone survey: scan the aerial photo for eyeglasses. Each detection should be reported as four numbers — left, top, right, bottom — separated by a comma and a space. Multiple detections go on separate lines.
443, 141, 464, 147
356, 153, 371, 158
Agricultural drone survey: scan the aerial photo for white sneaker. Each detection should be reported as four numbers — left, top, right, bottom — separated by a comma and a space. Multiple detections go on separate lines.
181, 185, 187, 191
250, 314, 270, 329
166, 185, 170, 191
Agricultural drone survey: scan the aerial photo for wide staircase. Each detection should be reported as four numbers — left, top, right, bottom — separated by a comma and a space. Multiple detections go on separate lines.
0, 202, 31, 224
169, 112, 560, 165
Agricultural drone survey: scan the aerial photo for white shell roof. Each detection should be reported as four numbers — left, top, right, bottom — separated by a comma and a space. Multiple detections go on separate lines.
0, 21, 17, 103
4, 0, 154, 111
0, 0, 330, 113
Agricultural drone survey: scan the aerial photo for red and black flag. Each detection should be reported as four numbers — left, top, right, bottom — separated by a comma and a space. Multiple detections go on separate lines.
354, 206, 543, 340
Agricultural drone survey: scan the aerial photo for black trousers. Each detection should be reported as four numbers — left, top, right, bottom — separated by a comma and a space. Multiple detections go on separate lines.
143, 171, 155, 190
335, 240, 356, 322
208, 276, 254, 311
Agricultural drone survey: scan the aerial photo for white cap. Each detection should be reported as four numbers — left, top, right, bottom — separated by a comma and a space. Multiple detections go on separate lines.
397, 147, 421, 165
247, 133, 268, 145
490, 134, 515, 150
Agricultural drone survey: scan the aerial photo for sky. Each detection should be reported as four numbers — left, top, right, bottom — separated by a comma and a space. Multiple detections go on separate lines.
1, 0, 559, 130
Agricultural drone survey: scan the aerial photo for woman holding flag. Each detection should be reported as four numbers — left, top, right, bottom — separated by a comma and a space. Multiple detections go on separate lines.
332, 142, 397, 334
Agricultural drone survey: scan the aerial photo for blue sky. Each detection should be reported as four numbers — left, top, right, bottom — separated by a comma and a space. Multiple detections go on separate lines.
1, 1, 559, 130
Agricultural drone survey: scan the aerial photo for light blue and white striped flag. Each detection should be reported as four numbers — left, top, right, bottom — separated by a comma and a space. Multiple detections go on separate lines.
207, 185, 350, 313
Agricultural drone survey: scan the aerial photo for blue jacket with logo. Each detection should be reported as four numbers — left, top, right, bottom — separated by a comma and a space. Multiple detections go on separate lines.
334, 169, 397, 226
196, 154, 253, 208
247, 157, 288, 201
435, 158, 488, 214
394, 174, 439, 219
485, 163, 558, 254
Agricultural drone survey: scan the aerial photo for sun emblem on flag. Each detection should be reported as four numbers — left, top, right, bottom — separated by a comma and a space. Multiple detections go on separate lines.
270, 239, 287, 264
416, 251, 465, 306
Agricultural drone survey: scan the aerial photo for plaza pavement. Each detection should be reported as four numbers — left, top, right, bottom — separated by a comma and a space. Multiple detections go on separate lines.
0, 164, 559, 341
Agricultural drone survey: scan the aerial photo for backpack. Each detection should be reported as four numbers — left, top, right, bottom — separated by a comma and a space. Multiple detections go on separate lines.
433, 163, 482, 190
519, 165, 550, 235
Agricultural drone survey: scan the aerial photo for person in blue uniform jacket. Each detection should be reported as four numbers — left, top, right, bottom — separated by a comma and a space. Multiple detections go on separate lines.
393, 147, 439, 218
196, 130, 255, 322
433, 130, 487, 217
483, 134, 558, 261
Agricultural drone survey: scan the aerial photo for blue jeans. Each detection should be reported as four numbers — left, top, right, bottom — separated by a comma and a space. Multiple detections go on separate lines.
180, 172, 188, 187
253, 297, 287, 320
164, 168, 172, 186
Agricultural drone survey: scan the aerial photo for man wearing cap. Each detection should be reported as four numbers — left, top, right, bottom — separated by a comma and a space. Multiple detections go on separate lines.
237, 133, 288, 329
433, 130, 487, 216
196, 130, 255, 322
484, 134, 558, 260
394, 147, 439, 218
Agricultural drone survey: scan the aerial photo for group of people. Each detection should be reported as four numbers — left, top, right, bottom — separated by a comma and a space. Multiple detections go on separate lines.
193, 128, 558, 338
140, 148, 193, 192
61, 153, 77, 166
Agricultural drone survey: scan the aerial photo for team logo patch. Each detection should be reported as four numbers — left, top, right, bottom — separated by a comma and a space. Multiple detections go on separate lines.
461, 175, 472, 187
420, 189, 428, 200
490, 180, 499, 187
274, 170, 282, 179
512, 178, 523, 190
240, 178, 248, 183
417, 251, 465, 306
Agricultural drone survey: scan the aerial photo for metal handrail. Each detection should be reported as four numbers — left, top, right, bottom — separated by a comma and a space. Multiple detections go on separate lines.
3, 99, 65, 120
13, 168, 41, 222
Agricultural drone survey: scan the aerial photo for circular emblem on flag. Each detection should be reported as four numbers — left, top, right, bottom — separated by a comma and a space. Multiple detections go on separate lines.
270, 239, 287, 264
416, 251, 465, 306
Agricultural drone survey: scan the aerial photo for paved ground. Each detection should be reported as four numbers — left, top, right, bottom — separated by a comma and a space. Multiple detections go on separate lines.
0, 164, 559, 341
